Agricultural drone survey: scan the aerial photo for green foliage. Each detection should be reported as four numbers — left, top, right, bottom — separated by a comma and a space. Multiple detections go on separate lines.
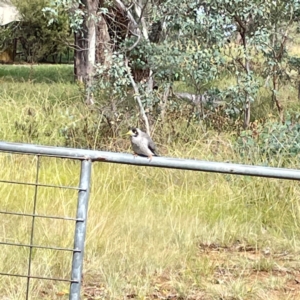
237, 115, 300, 164
44, 0, 95, 32
224, 71, 260, 115
0, 22, 15, 52
41, 0, 300, 129
95, 52, 130, 98
8, 0, 72, 62
150, 0, 299, 126
288, 55, 300, 72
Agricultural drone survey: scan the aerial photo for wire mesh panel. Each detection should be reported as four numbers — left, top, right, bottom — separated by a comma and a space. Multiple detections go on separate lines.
0, 153, 92, 300
2, 141, 300, 299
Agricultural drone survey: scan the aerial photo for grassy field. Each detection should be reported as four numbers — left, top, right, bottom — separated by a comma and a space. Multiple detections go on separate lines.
1, 65, 300, 299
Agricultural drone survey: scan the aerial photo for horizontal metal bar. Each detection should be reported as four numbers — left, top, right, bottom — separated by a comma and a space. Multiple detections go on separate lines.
0, 210, 82, 221
0, 242, 80, 252
0, 179, 81, 190
0, 141, 300, 181
0, 272, 77, 283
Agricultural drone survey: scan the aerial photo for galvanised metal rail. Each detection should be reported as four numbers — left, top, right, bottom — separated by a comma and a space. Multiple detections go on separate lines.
1, 141, 300, 180
0, 140, 300, 300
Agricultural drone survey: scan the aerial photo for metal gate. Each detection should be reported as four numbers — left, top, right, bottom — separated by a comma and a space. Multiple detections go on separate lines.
1, 141, 300, 299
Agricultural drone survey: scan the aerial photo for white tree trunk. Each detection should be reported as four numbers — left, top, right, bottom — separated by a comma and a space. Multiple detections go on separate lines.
85, 0, 98, 105
74, 0, 99, 105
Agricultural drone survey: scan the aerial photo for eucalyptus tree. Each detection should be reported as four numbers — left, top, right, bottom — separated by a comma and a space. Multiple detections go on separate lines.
258, 0, 300, 121
180, 0, 300, 127
45, 0, 300, 131
45, 0, 156, 131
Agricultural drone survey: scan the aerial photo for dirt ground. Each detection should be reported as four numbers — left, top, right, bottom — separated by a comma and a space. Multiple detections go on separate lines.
82, 242, 300, 300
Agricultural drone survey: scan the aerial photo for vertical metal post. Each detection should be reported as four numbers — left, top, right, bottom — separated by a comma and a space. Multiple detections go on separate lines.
26, 155, 40, 300
70, 159, 92, 300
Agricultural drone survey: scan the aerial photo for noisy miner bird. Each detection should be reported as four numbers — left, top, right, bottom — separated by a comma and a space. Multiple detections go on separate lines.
126, 127, 158, 160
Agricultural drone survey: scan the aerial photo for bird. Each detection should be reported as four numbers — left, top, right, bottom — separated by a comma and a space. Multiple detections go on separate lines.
126, 127, 158, 160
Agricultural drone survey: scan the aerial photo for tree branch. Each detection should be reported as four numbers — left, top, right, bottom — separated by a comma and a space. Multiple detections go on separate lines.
114, 0, 139, 35
125, 57, 150, 135
134, 0, 149, 39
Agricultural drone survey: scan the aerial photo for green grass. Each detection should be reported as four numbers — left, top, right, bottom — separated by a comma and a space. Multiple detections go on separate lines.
0, 64, 300, 299
1, 155, 300, 299
0, 64, 74, 83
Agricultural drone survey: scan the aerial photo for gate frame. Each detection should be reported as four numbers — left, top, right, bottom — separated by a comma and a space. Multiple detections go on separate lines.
1, 141, 300, 299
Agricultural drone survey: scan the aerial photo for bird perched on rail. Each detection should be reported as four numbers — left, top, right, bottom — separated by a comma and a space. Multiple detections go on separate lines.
126, 127, 158, 160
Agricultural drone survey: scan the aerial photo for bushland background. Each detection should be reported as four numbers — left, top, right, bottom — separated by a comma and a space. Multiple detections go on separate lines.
1, 0, 300, 299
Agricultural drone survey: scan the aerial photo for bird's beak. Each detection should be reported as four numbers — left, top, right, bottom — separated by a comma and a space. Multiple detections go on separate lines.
126, 130, 133, 136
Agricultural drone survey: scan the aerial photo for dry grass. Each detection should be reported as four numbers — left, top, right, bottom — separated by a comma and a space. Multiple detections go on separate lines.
1, 65, 300, 299
1, 150, 300, 299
